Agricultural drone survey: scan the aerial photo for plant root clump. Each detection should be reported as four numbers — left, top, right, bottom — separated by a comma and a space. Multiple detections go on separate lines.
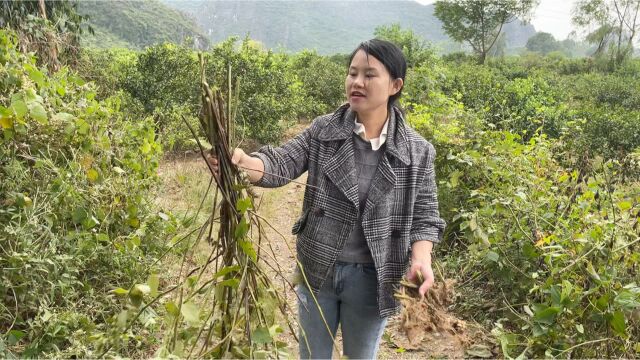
395, 278, 468, 350
390, 277, 499, 358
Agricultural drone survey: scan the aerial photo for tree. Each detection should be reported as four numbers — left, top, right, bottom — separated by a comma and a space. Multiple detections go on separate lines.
434, 0, 539, 64
373, 23, 435, 67
526, 32, 561, 54
573, 0, 640, 67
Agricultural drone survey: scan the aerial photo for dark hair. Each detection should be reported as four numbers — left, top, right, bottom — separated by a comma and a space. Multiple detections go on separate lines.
348, 39, 407, 106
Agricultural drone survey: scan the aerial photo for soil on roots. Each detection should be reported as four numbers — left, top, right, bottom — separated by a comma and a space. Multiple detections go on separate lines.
381, 279, 497, 359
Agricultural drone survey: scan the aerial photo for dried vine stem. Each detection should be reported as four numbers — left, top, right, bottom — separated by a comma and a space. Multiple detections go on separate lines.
161, 55, 298, 358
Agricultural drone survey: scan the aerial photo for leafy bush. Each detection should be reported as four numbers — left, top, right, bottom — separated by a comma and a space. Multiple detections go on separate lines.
126, 43, 200, 114
561, 104, 640, 162
75, 47, 139, 101
410, 105, 640, 358
440, 63, 567, 139
288, 50, 344, 119
566, 73, 640, 110
0, 30, 168, 357
205, 37, 297, 144
153, 104, 201, 151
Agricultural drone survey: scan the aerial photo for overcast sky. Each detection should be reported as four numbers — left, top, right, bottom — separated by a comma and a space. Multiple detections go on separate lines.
416, 0, 578, 40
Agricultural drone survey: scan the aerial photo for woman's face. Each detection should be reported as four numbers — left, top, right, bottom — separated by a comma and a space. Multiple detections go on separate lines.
345, 49, 402, 116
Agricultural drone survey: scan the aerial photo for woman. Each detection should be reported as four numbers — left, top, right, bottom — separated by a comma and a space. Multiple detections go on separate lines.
208, 39, 445, 359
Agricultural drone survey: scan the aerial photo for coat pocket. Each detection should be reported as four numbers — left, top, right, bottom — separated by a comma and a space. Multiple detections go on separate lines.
292, 208, 311, 235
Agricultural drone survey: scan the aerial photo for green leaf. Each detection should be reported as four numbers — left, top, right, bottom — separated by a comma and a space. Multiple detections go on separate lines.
165, 301, 179, 316
236, 197, 253, 213
87, 168, 99, 182
486, 250, 499, 262
75, 118, 90, 135
52, 112, 75, 122
239, 239, 257, 262
596, 294, 610, 311
111, 288, 129, 296
10, 99, 27, 119
449, 170, 462, 188
29, 103, 48, 124
82, 215, 100, 230
128, 217, 140, 228
0, 115, 13, 129
534, 306, 560, 325
147, 274, 159, 298
586, 261, 601, 282
213, 265, 241, 279
234, 217, 249, 239
614, 289, 640, 311
252, 327, 272, 344
140, 141, 151, 154
609, 311, 626, 336
617, 201, 632, 211
25, 64, 46, 87
181, 302, 200, 325
72, 207, 88, 224
7, 330, 25, 346
218, 278, 240, 288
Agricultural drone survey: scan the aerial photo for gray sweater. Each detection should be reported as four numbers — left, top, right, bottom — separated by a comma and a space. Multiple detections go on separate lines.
337, 134, 384, 264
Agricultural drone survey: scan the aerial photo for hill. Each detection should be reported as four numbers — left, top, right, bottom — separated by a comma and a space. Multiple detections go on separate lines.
163, 0, 537, 54
78, 0, 209, 49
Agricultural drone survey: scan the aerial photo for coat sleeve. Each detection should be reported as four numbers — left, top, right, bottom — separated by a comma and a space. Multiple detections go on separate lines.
249, 121, 316, 188
409, 142, 446, 245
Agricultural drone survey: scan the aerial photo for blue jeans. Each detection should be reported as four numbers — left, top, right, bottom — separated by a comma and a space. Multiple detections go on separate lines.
297, 262, 388, 359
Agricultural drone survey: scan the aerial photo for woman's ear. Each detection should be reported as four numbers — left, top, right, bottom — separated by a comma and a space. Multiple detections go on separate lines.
390, 78, 404, 96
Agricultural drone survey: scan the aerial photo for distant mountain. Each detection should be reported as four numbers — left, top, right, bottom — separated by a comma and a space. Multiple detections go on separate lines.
78, 0, 209, 50
163, 0, 537, 54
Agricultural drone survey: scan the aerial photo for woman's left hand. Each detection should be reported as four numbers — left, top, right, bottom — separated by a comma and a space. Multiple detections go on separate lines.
407, 240, 435, 297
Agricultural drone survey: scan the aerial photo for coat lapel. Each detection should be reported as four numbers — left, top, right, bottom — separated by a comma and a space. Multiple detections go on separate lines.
362, 155, 396, 220
321, 139, 359, 210
319, 104, 359, 210
362, 106, 410, 220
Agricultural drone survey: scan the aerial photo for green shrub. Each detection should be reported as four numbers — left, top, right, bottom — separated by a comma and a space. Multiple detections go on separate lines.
0, 30, 168, 358
440, 64, 567, 139
410, 106, 640, 358
288, 50, 344, 119
205, 37, 297, 144
572, 74, 640, 110
561, 104, 640, 162
127, 43, 200, 114
75, 48, 139, 101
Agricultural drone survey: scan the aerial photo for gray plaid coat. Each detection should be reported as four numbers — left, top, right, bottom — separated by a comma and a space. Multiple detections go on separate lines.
252, 104, 446, 317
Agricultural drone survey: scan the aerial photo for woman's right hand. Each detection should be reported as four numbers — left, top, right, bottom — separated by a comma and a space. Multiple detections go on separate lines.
205, 148, 265, 183
205, 148, 247, 174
